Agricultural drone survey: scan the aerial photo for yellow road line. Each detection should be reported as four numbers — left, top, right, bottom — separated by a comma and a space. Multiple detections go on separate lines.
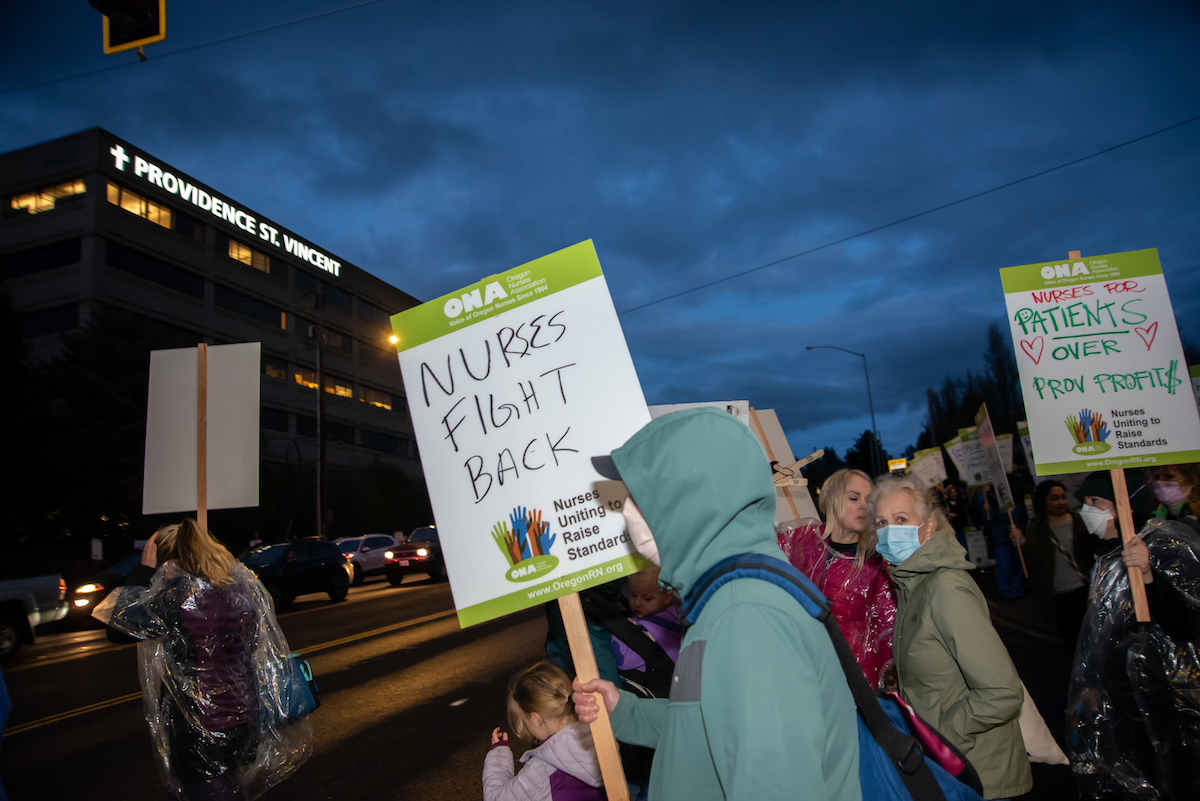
3, 643, 134, 674
4, 691, 143, 737
2, 609, 459, 738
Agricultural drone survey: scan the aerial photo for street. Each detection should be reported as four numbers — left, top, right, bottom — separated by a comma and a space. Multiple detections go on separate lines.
1, 574, 546, 801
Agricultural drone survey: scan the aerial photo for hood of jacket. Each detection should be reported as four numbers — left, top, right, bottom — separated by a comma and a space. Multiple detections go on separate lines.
520, 722, 603, 786
888, 526, 974, 589
610, 407, 778, 599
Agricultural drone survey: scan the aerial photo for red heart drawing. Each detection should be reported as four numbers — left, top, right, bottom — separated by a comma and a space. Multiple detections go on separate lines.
1135, 322, 1158, 350
1020, 337, 1044, 365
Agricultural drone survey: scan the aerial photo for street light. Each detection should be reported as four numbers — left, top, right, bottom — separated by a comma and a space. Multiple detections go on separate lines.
806, 345, 881, 478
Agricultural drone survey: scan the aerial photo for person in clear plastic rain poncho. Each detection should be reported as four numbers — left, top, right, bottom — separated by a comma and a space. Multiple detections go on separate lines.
93, 519, 311, 800
1067, 471, 1200, 800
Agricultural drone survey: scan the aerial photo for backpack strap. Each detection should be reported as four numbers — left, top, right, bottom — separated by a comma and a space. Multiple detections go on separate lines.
684, 553, 947, 801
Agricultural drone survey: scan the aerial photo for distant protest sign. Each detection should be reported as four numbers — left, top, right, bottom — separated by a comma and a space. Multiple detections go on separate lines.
909, 446, 947, 488
390, 241, 651, 627
975, 404, 1014, 511
1002, 248, 1200, 475
958, 427, 992, 487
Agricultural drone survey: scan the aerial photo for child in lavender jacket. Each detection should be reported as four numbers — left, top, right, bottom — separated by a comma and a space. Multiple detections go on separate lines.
611, 566, 682, 676
483, 660, 604, 801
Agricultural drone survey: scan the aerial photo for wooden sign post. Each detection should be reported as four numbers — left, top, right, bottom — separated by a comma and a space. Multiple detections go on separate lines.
196, 342, 208, 532
558, 593, 629, 801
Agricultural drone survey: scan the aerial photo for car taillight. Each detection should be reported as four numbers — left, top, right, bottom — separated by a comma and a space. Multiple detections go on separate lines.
344, 553, 352, 560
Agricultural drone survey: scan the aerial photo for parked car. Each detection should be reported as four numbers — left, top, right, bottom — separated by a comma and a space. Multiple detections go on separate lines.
0, 573, 68, 660
384, 526, 446, 584
335, 534, 400, 585
239, 538, 351, 610
63, 551, 143, 627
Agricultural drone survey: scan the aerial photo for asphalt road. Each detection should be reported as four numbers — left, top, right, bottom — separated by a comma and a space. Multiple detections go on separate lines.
1, 574, 547, 801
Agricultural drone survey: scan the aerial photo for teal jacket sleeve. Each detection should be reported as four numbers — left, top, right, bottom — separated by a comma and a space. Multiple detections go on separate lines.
701, 602, 860, 801
609, 690, 668, 749
933, 579, 1024, 740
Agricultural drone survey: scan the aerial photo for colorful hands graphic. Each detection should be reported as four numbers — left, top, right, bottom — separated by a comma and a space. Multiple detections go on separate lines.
492, 507, 556, 567
1065, 409, 1110, 444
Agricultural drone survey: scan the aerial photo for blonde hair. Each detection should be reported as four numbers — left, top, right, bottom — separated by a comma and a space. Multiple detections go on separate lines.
154, 518, 238, 587
867, 478, 951, 535
818, 468, 878, 568
1144, 463, 1200, 516
506, 660, 576, 743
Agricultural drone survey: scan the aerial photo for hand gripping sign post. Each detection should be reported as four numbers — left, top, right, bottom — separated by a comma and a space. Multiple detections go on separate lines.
143, 342, 261, 529
975, 403, 1027, 577
390, 241, 649, 801
1001, 248, 1200, 621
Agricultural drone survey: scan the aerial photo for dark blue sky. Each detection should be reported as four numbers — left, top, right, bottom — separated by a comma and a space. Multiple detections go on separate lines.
3, 1, 1198, 459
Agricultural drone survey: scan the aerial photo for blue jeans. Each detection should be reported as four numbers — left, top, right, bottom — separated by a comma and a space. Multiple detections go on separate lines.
992, 539, 1023, 599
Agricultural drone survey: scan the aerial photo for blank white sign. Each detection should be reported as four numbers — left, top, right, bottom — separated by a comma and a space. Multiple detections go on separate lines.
142, 342, 260, 514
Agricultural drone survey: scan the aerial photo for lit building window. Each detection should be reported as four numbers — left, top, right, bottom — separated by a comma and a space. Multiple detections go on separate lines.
324, 375, 353, 399
294, 367, 318, 389
107, 182, 172, 230
361, 387, 393, 411
11, 179, 86, 214
263, 355, 287, 380
229, 239, 271, 274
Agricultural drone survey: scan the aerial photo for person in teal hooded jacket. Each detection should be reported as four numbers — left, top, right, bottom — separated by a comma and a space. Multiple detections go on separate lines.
572, 407, 861, 801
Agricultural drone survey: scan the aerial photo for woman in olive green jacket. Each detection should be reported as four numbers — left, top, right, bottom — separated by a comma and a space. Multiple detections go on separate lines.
871, 479, 1032, 800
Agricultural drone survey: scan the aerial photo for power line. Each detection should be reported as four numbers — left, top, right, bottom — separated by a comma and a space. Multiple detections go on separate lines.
616, 113, 1200, 316
1, 0, 392, 96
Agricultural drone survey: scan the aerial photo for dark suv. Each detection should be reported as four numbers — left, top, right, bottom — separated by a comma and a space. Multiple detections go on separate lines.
384, 527, 446, 584
240, 539, 350, 609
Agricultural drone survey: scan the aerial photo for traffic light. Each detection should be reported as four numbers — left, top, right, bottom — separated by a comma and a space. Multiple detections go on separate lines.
88, 0, 166, 55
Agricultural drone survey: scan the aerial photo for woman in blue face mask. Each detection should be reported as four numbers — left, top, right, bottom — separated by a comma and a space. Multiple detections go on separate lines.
871, 479, 1031, 800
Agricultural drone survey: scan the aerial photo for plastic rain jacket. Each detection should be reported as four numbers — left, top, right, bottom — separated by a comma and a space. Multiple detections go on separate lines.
890, 527, 1032, 800
483, 721, 604, 801
93, 561, 311, 799
1066, 519, 1200, 800
605, 407, 861, 801
777, 522, 897, 688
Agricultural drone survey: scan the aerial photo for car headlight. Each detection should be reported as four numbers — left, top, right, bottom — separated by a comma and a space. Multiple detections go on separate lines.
76, 583, 103, 594
417, 548, 428, 557
73, 599, 92, 608
384, 551, 394, 559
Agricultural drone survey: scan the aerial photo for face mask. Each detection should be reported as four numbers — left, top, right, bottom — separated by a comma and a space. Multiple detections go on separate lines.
875, 524, 923, 565
622, 497, 659, 566
1078, 503, 1114, 537
1153, 481, 1189, 506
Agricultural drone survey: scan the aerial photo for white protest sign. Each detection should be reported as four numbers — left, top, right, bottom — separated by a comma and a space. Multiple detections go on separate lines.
944, 433, 967, 477
649, 400, 750, 425
997, 434, 1014, 473
143, 343, 260, 514
959, 427, 992, 487
390, 241, 651, 627
1002, 248, 1200, 474
964, 526, 993, 567
1192, 365, 1200, 417
748, 408, 821, 523
909, 447, 948, 488
975, 404, 1014, 511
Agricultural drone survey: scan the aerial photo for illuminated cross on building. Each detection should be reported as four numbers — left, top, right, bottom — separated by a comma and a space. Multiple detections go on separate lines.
110, 144, 129, 171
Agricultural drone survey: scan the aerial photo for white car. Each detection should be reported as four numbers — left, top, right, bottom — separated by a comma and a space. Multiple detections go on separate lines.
334, 534, 400, 585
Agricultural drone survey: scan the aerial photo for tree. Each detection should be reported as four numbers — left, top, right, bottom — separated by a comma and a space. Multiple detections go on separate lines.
844, 430, 888, 477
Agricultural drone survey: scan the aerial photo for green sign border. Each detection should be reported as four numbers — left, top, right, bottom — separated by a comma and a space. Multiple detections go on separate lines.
1035, 448, 1200, 476
456, 553, 648, 628
1000, 248, 1161, 294
390, 239, 603, 351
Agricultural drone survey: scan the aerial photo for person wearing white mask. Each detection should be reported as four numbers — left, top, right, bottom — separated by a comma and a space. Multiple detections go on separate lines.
871, 478, 1031, 800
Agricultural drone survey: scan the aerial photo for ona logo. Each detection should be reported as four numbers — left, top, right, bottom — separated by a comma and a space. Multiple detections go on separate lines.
1040, 261, 1089, 280
1066, 408, 1111, 456
443, 282, 508, 318
492, 506, 560, 583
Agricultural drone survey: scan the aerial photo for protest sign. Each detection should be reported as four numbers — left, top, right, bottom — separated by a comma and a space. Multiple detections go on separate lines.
975, 404, 1014, 511
909, 446, 948, 488
1001, 248, 1200, 475
964, 527, 993, 567
143, 342, 260, 516
1017, 421, 1035, 473
959, 427, 992, 487
997, 434, 1014, 473
887, 457, 908, 472
649, 400, 750, 425
944, 433, 967, 476
390, 241, 651, 628
1192, 364, 1200, 417
747, 408, 821, 523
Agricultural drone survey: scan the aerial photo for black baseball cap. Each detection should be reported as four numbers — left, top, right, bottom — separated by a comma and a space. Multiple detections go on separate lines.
591, 455, 622, 481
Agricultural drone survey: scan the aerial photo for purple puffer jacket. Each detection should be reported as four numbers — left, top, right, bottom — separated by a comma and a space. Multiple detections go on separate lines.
777, 522, 896, 688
